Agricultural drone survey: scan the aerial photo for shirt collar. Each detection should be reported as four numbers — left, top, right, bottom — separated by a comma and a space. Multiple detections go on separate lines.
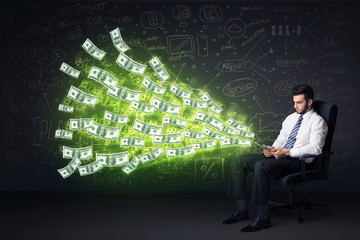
298, 108, 314, 120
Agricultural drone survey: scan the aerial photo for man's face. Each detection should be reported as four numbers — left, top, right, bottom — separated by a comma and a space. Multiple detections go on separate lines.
293, 94, 312, 115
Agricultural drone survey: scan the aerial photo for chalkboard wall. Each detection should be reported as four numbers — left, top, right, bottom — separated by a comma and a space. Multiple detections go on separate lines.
1, 0, 359, 191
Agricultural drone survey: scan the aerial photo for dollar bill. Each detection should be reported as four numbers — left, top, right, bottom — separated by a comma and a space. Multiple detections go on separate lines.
121, 137, 145, 147
183, 98, 207, 110
219, 125, 235, 136
122, 156, 141, 175
133, 119, 163, 136
70, 118, 93, 130
139, 146, 164, 163
110, 27, 130, 53
58, 104, 74, 113
153, 134, 182, 144
142, 77, 166, 96
151, 96, 181, 115
104, 110, 128, 124
193, 111, 224, 131
184, 130, 205, 139
82, 38, 106, 61
87, 66, 119, 90
67, 86, 98, 107
131, 100, 155, 114
234, 129, 255, 139
107, 85, 141, 103
170, 83, 192, 98
78, 160, 104, 176
200, 92, 223, 114
55, 129, 73, 140
203, 127, 226, 140
86, 122, 120, 141
116, 52, 147, 76
63, 146, 92, 159
96, 152, 129, 167
192, 140, 217, 150
226, 117, 248, 131
162, 116, 186, 128
166, 146, 196, 158
149, 56, 171, 81
57, 157, 82, 178
221, 137, 251, 147
60, 62, 80, 79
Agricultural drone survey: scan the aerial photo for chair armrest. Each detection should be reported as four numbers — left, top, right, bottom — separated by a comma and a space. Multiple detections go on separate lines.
299, 151, 333, 181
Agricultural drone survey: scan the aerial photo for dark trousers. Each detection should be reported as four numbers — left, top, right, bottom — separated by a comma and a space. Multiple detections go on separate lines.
227, 154, 301, 206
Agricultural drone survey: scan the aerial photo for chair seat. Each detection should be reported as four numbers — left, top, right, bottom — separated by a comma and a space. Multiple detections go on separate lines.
274, 170, 326, 187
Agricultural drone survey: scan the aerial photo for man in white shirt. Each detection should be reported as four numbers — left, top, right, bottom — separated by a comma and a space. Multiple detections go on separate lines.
223, 84, 328, 232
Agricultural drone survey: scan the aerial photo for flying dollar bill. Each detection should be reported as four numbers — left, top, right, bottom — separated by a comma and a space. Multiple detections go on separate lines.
234, 129, 255, 139
82, 38, 106, 61
86, 122, 120, 141
151, 96, 181, 115
200, 92, 223, 114
183, 98, 207, 110
57, 157, 82, 178
107, 85, 141, 103
142, 77, 166, 96
133, 119, 163, 136
96, 152, 129, 167
166, 146, 196, 158
184, 130, 205, 139
120, 137, 145, 147
110, 27, 130, 53
219, 125, 235, 136
58, 104, 74, 113
60, 62, 80, 79
192, 140, 217, 150
78, 160, 104, 176
131, 100, 155, 114
63, 146, 92, 159
162, 116, 186, 128
193, 111, 224, 131
55, 129, 73, 140
70, 118, 93, 130
226, 117, 248, 131
122, 156, 141, 175
67, 86, 98, 107
87, 66, 119, 90
139, 146, 164, 163
203, 127, 226, 140
116, 52, 147, 76
104, 110, 128, 124
149, 56, 171, 81
170, 83, 191, 98
153, 134, 182, 144
221, 137, 251, 147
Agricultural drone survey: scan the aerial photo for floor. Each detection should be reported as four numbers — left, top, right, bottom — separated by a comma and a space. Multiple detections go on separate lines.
1, 191, 360, 240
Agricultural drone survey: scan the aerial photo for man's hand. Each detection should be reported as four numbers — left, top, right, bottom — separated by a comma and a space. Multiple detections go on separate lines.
263, 146, 275, 157
272, 148, 290, 159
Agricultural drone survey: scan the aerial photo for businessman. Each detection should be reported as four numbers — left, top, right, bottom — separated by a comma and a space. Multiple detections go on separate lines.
223, 84, 328, 232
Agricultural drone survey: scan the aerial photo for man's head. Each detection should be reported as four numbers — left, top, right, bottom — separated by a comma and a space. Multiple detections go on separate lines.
292, 84, 314, 115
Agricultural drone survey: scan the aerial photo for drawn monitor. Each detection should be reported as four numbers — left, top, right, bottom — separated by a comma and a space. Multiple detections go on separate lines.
167, 35, 195, 55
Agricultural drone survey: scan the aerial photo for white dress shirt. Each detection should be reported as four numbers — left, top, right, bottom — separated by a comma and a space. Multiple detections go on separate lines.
272, 108, 328, 162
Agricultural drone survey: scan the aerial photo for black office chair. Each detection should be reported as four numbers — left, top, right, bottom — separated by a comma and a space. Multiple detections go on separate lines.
269, 101, 338, 223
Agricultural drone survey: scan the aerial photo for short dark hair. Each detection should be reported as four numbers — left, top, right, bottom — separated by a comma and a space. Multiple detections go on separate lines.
292, 84, 314, 101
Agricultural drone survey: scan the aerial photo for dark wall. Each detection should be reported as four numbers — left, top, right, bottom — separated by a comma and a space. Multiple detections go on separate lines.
1, 1, 359, 191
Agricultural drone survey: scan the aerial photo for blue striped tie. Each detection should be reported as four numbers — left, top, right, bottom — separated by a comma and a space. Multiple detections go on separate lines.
283, 115, 303, 149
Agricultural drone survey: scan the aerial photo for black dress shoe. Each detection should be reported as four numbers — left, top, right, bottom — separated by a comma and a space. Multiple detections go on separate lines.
222, 210, 249, 224
240, 217, 271, 232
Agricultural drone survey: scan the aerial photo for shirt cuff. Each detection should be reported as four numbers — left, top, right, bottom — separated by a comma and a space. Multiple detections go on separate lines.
289, 148, 301, 158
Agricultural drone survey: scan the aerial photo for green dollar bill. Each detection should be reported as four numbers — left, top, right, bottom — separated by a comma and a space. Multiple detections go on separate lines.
162, 116, 186, 128
153, 134, 182, 144
149, 56, 170, 81
221, 137, 251, 147
151, 96, 181, 115
55, 129, 73, 140
192, 140, 217, 150
166, 146, 196, 158
184, 130, 205, 139
57, 157, 82, 178
234, 129, 255, 139
58, 104, 74, 113
122, 156, 141, 175
104, 110, 128, 124
219, 125, 235, 136
82, 38, 106, 61
139, 146, 164, 163
67, 86, 98, 107
200, 92, 223, 114
63, 146, 92, 159
193, 111, 224, 131
142, 77, 166, 96
183, 98, 207, 110
88, 66, 119, 90
70, 118, 93, 130
116, 52, 147, 76
107, 85, 141, 103
170, 83, 192, 98
120, 137, 145, 147
86, 122, 120, 141
96, 152, 129, 167
226, 117, 247, 131
110, 27, 130, 53
78, 160, 103, 176
131, 100, 155, 114
133, 119, 163, 136
203, 127, 226, 140
60, 62, 80, 79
